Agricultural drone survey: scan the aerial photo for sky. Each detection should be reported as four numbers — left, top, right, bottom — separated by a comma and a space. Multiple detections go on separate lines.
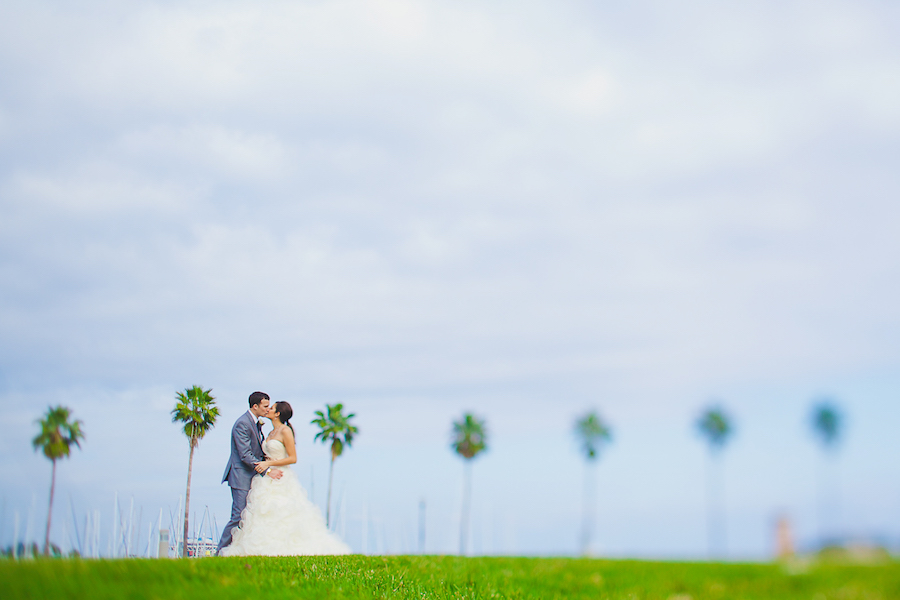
1, 0, 899, 559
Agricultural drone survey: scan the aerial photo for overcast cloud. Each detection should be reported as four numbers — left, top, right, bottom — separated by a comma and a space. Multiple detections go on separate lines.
1, 0, 899, 558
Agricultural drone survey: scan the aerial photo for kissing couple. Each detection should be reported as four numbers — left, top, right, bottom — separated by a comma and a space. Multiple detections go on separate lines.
215, 391, 350, 556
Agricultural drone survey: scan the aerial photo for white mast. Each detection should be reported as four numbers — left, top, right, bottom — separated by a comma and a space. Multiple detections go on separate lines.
156, 508, 163, 558
13, 511, 20, 559
110, 492, 118, 557
361, 502, 368, 555
93, 510, 101, 558
125, 497, 134, 557
25, 493, 36, 557
86, 511, 94, 558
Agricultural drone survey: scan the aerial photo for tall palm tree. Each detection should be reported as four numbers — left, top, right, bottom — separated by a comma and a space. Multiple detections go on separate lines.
696, 405, 733, 558
812, 401, 841, 448
451, 412, 487, 555
811, 399, 842, 547
312, 403, 358, 528
574, 410, 612, 556
171, 385, 219, 558
33, 406, 84, 556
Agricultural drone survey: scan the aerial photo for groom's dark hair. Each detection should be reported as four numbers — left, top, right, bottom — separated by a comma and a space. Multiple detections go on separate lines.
248, 391, 270, 408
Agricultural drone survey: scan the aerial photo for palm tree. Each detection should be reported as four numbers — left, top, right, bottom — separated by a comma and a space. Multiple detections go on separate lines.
451, 412, 487, 555
32, 406, 84, 556
171, 385, 219, 558
811, 399, 842, 547
812, 401, 841, 448
312, 403, 358, 528
696, 405, 733, 558
574, 410, 612, 556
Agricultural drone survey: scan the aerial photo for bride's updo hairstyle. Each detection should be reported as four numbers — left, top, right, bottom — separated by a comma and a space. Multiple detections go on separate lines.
275, 401, 294, 434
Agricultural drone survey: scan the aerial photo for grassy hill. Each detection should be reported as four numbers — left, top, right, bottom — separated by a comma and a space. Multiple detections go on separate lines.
2, 555, 899, 599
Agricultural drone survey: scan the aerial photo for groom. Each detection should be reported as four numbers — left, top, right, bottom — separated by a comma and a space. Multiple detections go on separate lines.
216, 391, 283, 555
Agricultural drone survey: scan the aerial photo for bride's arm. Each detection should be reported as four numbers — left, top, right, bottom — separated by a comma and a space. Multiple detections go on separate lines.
257, 428, 297, 468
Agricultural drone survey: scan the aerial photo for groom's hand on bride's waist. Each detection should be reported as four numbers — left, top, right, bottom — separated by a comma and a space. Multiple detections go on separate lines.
259, 465, 282, 480
253, 460, 283, 479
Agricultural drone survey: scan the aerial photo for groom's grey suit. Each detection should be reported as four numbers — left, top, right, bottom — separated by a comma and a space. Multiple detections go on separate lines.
216, 410, 266, 554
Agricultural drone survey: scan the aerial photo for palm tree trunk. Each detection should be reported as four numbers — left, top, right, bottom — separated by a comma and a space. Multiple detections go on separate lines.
459, 460, 472, 555
326, 450, 335, 528
816, 451, 826, 548
706, 450, 725, 559
706, 451, 714, 558
44, 459, 57, 556
183, 442, 195, 558
580, 459, 595, 556
816, 450, 841, 548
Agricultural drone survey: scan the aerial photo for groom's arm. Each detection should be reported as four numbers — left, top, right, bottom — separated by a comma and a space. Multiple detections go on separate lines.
235, 421, 283, 480
235, 421, 259, 470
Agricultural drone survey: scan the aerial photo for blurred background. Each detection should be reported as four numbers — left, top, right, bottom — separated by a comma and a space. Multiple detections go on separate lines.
1, 0, 899, 559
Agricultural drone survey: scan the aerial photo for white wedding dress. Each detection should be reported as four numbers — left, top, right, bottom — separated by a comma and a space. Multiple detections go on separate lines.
220, 439, 351, 556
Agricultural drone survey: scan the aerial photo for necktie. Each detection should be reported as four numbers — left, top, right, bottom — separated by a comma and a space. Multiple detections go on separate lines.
256, 420, 263, 442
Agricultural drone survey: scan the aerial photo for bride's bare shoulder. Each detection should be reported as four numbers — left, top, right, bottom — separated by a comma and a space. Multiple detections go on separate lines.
269, 426, 293, 443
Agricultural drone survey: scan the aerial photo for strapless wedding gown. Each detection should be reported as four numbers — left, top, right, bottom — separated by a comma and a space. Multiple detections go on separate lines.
220, 439, 350, 556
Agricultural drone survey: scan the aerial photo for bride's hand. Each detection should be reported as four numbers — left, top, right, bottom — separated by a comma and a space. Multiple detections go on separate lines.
254, 461, 270, 473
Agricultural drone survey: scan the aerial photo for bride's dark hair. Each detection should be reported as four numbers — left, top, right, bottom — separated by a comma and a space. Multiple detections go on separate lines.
275, 401, 294, 434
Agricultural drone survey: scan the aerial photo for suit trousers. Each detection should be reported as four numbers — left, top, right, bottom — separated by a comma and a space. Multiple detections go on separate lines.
216, 487, 249, 555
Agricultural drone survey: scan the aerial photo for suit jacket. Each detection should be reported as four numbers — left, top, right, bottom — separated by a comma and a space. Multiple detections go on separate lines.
221, 411, 266, 490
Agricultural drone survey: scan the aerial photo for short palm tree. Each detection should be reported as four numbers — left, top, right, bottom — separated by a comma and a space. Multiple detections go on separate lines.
574, 410, 612, 556
33, 406, 84, 556
696, 405, 733, 558
312, 403, 358, 528
452, 413, 487, 555
171, 385, 219, 558
811, 399, 842, 546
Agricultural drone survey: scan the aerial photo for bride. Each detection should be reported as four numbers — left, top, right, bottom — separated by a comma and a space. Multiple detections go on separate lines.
220, 401, 350, 556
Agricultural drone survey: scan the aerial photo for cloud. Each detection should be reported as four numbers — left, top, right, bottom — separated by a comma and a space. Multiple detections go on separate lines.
1, 0, 900, 556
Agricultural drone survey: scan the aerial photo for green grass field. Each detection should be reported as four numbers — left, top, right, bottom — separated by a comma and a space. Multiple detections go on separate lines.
2, 555, 898, 599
